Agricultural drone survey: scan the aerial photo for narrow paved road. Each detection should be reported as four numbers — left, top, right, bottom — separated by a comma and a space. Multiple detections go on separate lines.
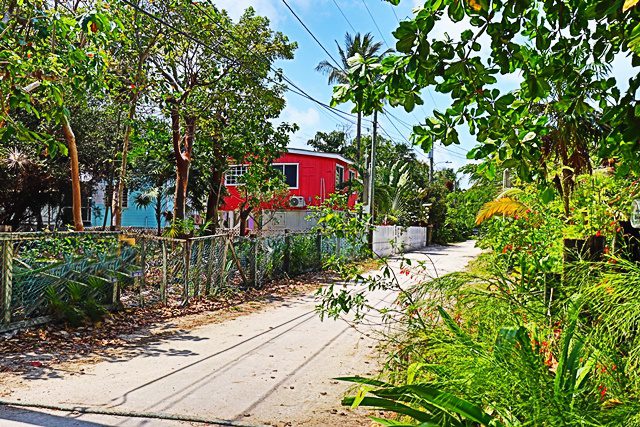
0, 241, 481, 427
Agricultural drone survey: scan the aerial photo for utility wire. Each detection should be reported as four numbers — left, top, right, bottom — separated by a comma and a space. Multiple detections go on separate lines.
195, 0, 376, 127
389, 3, 401, 24
382, 109, 469, 161
331, 0, 357, 32
280, 0, 345, 71
361, 0, 391, 48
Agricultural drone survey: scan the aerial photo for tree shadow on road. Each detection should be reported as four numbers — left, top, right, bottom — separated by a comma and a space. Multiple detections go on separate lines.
0, 406, 107, 427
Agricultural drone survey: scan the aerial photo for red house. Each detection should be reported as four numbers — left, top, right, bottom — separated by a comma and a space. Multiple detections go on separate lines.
220, 148, 358, 231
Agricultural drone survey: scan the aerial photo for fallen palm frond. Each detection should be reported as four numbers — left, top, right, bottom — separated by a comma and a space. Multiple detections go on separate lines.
476, 197, 529, 225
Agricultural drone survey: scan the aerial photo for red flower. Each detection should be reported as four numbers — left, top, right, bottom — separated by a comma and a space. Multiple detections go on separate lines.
596, 230, 602, 237
599, 385, 607, 399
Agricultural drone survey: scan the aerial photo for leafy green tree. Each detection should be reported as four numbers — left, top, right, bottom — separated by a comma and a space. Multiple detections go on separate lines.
307, 130, 349, 154
1, 1, 116, 230
128, 118, 174, 235
190, 8, 296, 232
374, 159, 413, 224
110, 0, 162, 229
369, 0, 639, 213
235, 161, 289, 236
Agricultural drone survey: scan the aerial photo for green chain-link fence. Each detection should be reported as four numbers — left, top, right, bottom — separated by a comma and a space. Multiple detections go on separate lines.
0, 230, 367, 331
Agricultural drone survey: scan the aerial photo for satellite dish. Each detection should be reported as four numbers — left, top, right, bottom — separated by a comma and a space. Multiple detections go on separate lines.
631, 199, 640, 229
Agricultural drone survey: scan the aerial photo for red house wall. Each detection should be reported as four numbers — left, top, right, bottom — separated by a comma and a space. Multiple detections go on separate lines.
221, 152, 358, 211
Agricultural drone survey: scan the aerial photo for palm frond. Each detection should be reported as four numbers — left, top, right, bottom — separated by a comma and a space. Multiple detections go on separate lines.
475, 197, 529, 225
495, 187, 525, 200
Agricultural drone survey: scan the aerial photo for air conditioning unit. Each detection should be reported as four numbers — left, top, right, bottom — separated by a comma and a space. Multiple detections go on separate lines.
289, 196, 306, 208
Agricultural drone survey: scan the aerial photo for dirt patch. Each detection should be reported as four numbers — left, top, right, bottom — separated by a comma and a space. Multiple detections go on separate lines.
0, 271, 337, 382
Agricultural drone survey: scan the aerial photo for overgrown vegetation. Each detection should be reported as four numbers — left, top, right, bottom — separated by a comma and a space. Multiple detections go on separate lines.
315, 0, 640, 421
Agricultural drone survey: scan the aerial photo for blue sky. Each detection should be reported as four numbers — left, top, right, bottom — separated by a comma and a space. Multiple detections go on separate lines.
213, 0, 472, 172
213, 0, 635, 177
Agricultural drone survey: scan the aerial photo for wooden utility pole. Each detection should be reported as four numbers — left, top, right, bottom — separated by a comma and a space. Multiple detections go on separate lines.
429, 147, 434, 183
367, 110, 378, 251
368, 110, 378, 221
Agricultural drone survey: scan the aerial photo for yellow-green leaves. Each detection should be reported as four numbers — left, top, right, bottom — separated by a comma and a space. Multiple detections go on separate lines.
623, 0, 639, 12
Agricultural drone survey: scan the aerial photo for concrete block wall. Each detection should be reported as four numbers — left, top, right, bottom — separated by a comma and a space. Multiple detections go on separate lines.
373, 226, 428, 257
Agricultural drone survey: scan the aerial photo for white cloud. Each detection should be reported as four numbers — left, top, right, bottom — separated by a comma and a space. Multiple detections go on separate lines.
277, 102, 321, 147
212, 0, 317, 26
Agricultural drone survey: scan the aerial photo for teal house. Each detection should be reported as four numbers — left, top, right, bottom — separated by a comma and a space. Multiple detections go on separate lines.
90, 185, 171, 229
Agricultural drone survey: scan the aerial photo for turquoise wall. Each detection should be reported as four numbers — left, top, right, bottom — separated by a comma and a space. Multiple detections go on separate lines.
91, 190, 170, 228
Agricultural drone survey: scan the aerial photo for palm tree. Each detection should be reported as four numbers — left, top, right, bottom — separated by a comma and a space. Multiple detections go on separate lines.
374, 159, 414, 224
316, 32, 385, 162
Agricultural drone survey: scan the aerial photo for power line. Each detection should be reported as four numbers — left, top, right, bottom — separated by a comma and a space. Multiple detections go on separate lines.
381, 111, 412, 145
280, 0, 345, 71
377, 124, 433, 164
331, 0, 356, 32
360, 0, 391, 48
389, 2, 401, 24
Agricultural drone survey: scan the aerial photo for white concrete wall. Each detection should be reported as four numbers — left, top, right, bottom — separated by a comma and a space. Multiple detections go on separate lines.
372, 226, 396, 257
373, 226, 427, 257
261, 210, 318, 232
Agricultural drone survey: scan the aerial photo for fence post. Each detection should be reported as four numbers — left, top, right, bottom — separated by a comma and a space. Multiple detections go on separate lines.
335, 235, 341, 259
249, 235, 258, 288
205, 237, 216, 296
182, 239, 191, 306
1, 239, 13, 324
217, 237, 229, 292
193, 240, 204, 297
316, 231, 322, 269
161, 240, 168, 305
283, 229, 291, 275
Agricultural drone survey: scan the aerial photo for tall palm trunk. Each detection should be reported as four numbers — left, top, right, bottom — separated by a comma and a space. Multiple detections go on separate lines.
61, 115, 84, 231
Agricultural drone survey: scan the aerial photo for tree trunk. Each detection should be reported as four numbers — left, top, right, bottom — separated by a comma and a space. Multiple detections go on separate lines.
205, 168, 223, 234
61, 115, 84, 231
114, 98, 138, 229
171, 109, 195, 222
155, 186, 163, 236
103, 174, 114, 230
239, 207, 251, 237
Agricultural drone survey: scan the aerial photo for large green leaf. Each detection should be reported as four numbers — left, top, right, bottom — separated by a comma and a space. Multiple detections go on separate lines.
374, 384, 499, 426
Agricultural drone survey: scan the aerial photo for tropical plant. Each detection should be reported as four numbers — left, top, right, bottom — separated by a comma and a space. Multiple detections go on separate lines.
46, 277, 110, 326
374, 159, 414, 225
316, 32, 387, 162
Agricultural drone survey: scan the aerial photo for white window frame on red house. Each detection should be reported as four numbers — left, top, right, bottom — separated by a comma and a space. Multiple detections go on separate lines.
336, 164, 345, 186
225, 165, 248, 186
348, 170, 356, 182
271, 163, 299, 189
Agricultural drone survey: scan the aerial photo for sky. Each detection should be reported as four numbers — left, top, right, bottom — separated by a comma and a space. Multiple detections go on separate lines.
212, 0, 635, 181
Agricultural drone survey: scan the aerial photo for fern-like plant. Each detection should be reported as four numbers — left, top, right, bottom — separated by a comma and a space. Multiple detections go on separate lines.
476, 197, 530, 225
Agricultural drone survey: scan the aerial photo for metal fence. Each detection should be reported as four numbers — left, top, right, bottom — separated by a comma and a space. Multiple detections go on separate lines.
0, 230, 367, 331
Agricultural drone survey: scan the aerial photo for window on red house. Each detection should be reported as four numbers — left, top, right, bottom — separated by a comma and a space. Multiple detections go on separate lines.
225, 165, 248, 185
348, 170, 356, 182
336, 164, 345, 186
272, 164, 298, 188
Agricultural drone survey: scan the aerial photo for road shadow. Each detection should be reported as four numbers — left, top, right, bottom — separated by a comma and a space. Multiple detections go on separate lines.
0, 271, 338, 383
0, 405, 107, 426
